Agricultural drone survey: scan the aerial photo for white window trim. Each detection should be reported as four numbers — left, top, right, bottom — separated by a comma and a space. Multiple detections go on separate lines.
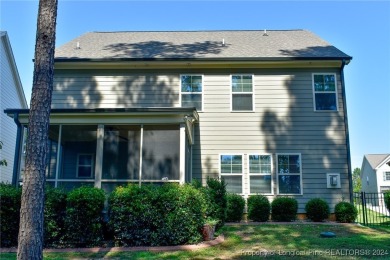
276, 153, 303, 195
76, 153, 94, 178
312, 73, 338, 112
219, 153, 244, 195
247, 153, 273, 195
179, 74, 204, 112
230, 74, 255, 112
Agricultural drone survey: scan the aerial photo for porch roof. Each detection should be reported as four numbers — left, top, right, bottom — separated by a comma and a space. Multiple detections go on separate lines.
5, 107, 199, 145
5, 107, 198, 127
5, 107, 199, 121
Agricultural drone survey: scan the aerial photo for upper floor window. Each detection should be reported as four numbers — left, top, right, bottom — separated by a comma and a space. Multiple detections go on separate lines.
249, 154, 272, 194
384, 172, 390, 181
277, 153, 302, 195
181, 75, 203, 111
231, 75, 254, 111
220, 154, 243, 194
313, 74, 338, 111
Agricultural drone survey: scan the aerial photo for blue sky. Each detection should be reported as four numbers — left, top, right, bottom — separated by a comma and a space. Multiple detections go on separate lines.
1, 1, 389, 170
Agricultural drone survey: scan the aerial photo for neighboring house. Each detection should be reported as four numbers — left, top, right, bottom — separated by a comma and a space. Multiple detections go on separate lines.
361, 154, 390, 193
0, 31, 28, 184
5, 30, 352, 213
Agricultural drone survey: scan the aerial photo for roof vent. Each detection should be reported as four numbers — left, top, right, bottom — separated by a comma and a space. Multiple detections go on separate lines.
222, 38, 225, 46
76, 41, 80, 49
263, 29, 268, 36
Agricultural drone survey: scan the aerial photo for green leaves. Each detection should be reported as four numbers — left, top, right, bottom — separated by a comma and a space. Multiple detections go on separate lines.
0, 184, 21, 247
335, 201, 358, 223
305, 198, 330, 222
108, 183, 204, 246
271, 197, 298, 221
247, 195, 270, 222
226, 193, 245, 222
65, 186, 105, 247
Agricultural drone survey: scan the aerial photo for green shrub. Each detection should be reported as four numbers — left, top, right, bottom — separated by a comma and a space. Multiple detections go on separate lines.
44, 187, 67, 247
384, 191, 390, 213
305, 198, 329, 222
109, 184, 157, 246
247, 195, 270, 222
109, 183, 204, 246
335, 201, 358, 223
271, 197, 298, 222
0, 183, 21, 247
64, 186, 105, 247
153, 184, 204, 245
226, 193, 245, 222
204, 177, 227, 230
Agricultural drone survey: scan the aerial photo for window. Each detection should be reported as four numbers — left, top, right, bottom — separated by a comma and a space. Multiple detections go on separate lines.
77, 154, 94, 178
220, 154, 243, 193
313, 74, 338, 111
181, 75, 203, 111
277, 154, 302, 194
231, 75, 253, 111
384, 172, 390, 181
249, 154, 272, 194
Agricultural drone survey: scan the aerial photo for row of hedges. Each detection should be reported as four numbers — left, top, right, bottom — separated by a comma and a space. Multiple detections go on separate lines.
226, 194, 358, 223
0, 185, 106, 248
0, 178, 227, 248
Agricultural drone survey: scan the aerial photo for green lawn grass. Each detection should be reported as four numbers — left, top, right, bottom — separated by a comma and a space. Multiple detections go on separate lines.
355, 206, 390, 226
1, 223, 390, 259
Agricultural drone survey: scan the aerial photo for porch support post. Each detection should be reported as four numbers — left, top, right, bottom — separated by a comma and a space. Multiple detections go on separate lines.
54, 125, 62, 188
139, 125, 143, 188
180, 123, 186, 184
11, 113, 22, 186
94, 124, 104, 188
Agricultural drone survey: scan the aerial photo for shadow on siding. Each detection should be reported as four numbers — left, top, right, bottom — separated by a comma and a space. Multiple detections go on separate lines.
259, 72, 349, 211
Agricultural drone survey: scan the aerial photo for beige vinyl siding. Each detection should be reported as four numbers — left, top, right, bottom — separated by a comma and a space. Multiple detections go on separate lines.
192, 68, 349, 212
52, 67, 349, 212
53, 70, 181, 109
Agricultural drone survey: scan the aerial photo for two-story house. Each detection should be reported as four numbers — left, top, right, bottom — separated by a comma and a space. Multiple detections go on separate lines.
361, 154, 390, 194
6, 30, 352, 213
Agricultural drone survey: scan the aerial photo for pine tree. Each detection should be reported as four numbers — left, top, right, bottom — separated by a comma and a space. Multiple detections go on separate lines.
17, 0, 58, 259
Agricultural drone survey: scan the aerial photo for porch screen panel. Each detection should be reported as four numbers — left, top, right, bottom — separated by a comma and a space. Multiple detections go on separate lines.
142, 125, 180, 181
102, 125, 140, 180
46, 125, 60, 179
59, 125, 97, 179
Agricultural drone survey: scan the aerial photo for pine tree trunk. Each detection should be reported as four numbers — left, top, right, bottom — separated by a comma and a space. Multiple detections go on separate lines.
17, 0, 58, 259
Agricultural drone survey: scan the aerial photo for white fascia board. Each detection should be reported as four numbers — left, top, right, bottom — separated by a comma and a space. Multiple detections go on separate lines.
375, 155, 390, 170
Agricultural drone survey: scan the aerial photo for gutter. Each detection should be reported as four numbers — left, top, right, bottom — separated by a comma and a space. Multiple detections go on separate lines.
340, 59, 353, 203
11, 113, 22, 187
54, 56, 353, 63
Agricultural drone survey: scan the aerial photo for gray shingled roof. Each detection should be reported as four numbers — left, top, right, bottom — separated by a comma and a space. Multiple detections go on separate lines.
54, 30, 352, 61
365, 154, 390, 169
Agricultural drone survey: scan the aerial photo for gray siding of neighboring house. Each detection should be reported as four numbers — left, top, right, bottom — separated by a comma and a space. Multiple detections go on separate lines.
53, 67, 350, 212
360, 159, 378, 193
0, 34, 27, 183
